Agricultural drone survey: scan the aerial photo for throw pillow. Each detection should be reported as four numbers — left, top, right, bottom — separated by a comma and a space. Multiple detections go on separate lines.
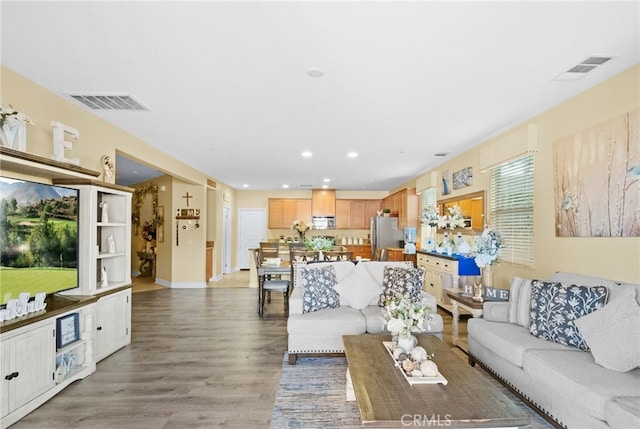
378, 266, 425, 306
300, 265, 340, 313
529, 280, 608, 350
508, 277, 534, 328
333, 263, 381, 310
575, 287, 640, 372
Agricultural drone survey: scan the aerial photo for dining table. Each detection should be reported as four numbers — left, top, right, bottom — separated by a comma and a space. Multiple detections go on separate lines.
256, 260, 291, 316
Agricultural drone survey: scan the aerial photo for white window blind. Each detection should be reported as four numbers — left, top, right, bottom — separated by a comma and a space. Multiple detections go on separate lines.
489, 155, 534, 267
421, 187, 437, 210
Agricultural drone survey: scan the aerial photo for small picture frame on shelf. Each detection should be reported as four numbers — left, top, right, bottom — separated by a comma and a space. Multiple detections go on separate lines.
56, 313, 80, 350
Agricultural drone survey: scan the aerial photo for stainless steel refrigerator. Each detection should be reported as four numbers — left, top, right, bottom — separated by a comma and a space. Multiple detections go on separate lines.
370, 216, 403, 258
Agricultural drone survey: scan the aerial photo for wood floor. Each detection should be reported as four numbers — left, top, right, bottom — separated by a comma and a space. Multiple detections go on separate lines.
12, 271, 468, 429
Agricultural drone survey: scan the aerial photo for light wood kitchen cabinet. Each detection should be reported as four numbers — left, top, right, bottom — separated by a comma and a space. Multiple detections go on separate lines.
268, 199, 312, 228
312, 189, 336, 216
335, 200, 351, 229
343, 244, 372, 259
382, 188, 419, 229
335, 199, 381, 230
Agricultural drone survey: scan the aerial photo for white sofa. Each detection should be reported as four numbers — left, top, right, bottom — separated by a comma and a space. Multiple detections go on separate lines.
468, 272, 640, 428
287, 260, 444, 364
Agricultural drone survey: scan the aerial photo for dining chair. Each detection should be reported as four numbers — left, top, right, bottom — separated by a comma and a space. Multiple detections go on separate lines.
259, 241, 280, 260
254, 249, 289, 315
323, 250, 354, 261
289, 249, 320, 262
374, 248, 387, 261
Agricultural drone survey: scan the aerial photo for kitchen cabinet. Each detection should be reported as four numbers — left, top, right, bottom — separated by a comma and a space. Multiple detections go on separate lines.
343, 244, 371, 259
312, 189, 336, 216
382, 188, 418, 229
268, 199, 312, 228
386, 248, 416, 266
335, 199, 381, 230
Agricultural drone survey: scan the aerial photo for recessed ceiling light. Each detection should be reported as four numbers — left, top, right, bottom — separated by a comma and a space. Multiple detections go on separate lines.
242, 184, 249, 188
302, 151, 313, 158
322, 184, 329, 189
323, 178, 331, 183
282, 184, 289, 189
347, 152, 358, 158
132, 170, 139, 174
307, 68, 324, 78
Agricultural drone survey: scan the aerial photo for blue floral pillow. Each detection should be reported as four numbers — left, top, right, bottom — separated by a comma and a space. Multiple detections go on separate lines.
529, 280, 608, 350
300, 265, 339, 313
379, 266, 425, 306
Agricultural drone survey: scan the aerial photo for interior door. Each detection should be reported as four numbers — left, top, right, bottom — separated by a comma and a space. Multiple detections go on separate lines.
238, 209, 266, 269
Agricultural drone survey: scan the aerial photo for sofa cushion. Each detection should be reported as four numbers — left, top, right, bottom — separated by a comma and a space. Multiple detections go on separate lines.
507, 276, 534, 328
379, 266, 424, 306
522, 349, 640, 421
529, 280, 608, 350
467, 318, 576, 368
287, 306, 366, 335
575, 286, 640, 372
605, 397, 640, 429
300, 265, 340, 313
334, 262, 381, 310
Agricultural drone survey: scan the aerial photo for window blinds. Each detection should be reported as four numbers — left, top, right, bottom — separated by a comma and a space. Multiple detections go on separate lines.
489, 155, 535, 267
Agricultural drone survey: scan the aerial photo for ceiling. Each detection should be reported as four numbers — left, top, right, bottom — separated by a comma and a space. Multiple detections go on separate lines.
2, 1, 638, 190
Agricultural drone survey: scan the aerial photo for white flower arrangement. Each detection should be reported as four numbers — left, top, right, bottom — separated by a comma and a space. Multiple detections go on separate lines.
421, 204, 439, 227
0, 105, 35, 128
381, 294, 432, 337
473, 228, 503, 268
436, 205, 467, 230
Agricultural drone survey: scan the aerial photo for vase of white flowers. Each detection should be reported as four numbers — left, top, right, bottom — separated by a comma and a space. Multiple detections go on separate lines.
382, 294, 432, 352
291, 219, 310, 241
473, 228, 502, 287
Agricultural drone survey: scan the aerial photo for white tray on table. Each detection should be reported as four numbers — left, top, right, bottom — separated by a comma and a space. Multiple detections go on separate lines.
383, 341, 448, 386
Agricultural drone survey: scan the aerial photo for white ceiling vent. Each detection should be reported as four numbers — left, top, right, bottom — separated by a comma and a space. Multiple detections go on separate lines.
554, 56, 614, 81
66, 93, 150, 111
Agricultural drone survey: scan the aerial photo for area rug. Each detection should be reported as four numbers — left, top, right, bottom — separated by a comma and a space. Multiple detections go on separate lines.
270, 352, 554, 429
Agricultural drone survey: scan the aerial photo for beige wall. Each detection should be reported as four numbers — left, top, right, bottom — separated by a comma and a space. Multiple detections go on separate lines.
413, 64, 640, 286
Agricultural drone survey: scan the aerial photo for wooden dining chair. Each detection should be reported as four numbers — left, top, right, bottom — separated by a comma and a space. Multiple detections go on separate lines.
254, 249, 289, 315
259, 241, 280, 260
323, 250, 354, 261
289, 249, 320, 262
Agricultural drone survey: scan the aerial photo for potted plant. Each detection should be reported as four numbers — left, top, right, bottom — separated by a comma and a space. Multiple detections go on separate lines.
383, 208, 391, 217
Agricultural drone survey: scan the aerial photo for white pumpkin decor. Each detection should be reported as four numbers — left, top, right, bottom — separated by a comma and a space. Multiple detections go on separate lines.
420, 360, 439, 377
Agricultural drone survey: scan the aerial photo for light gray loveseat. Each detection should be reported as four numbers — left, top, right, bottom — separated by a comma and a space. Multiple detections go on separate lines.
287, 260, 444, 364
468, 271, 640, 428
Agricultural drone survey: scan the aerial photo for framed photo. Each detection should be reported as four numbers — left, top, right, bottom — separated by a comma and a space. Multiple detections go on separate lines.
441, 170, 451, 195
56, 313, 80, 350
452, 167, 473, 189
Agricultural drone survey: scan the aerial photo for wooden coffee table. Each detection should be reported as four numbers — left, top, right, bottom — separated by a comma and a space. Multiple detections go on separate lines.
343, 334, 530, 428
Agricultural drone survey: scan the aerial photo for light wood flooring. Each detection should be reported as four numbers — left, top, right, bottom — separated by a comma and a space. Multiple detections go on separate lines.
13, 271, 468, 429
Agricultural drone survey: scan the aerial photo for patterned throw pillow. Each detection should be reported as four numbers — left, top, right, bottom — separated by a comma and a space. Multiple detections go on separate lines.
529, 280, 608, 350
379, 266, 425, 306
300, 265, 340, 313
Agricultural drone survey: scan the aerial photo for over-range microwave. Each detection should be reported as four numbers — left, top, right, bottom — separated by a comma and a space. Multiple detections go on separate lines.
312, 216, 336, 230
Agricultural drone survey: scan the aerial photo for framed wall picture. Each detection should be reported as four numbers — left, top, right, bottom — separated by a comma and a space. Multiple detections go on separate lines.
157, 206, 164, 242
441, 169, 451, 195
56, 313, 80, 350
452, 167, 473, 189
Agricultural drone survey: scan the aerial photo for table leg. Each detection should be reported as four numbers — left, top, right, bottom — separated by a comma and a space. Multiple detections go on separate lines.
451, 300, 460, 346
258, 274, 265, 316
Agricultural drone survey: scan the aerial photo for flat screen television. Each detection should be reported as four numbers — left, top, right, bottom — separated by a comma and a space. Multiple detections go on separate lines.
0, 177, 79, 306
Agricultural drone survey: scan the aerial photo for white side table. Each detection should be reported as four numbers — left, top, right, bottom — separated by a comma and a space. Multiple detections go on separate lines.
445, 289, 484, 348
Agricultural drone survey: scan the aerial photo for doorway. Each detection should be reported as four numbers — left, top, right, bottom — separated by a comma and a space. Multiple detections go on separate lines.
222, 206, 231, 274
238, 209, 266, 269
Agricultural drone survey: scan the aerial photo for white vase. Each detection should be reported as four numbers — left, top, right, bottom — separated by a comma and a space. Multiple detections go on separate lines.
397, 334, 417, 353
482, 265, 494, 287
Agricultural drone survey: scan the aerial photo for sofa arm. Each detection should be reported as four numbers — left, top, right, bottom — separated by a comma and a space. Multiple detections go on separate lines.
289, 287, 304, 315
482, 301, 509, 322
420, 291, 437, 312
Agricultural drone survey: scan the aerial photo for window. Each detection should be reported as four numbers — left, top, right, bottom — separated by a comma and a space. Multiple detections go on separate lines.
420, 187, 437, 221
489, 154, 534, 267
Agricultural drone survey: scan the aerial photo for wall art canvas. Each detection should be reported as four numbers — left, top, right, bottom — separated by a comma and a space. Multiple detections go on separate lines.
554, 109, 639, 237
452, 167, 473, 189
441, 169, 451, 195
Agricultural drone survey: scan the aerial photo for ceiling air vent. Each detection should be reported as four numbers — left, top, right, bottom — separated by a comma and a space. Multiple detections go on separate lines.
66, 93, 150, 111
554, 56, 614, 81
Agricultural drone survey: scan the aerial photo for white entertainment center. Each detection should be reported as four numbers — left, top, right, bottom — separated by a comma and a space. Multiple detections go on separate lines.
0, 147, 133, 427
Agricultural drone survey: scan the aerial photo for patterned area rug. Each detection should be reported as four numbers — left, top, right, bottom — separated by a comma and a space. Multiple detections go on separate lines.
270, 352, 554, 429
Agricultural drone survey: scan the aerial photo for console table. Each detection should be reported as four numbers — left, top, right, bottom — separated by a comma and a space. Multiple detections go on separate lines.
445, 289, 484, 351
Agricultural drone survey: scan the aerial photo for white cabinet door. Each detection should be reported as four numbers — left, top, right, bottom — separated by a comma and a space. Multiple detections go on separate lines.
1, 323, 55, 418
94, 289, 131, 362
